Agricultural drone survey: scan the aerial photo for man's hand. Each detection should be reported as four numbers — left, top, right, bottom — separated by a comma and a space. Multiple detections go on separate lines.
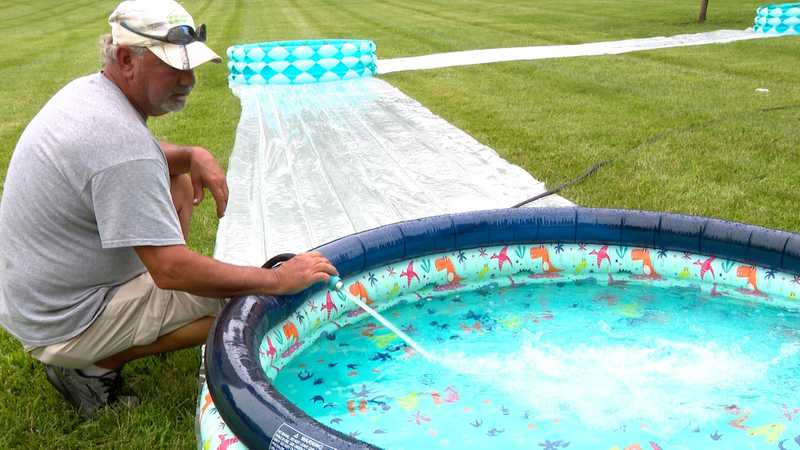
189, 146, 228, 218
270, 252, 339, 295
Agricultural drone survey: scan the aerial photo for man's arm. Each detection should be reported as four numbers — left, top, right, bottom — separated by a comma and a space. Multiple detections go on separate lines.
159, 141, 192, 175
135, 245, 337, 298
160, 141, 228, 218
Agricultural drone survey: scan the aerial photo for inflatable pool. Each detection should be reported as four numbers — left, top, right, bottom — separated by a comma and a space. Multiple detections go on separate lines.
754, 3, 800, 35
203, 207, 800, 449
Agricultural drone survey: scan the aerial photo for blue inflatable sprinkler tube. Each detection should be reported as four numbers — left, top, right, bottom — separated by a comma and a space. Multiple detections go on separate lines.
227, 39, 377, 86
753, 2, 800, 34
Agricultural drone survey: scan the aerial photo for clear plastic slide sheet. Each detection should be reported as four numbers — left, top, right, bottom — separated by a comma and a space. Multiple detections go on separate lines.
377, 29, 773, 74
214, 78, 571, 266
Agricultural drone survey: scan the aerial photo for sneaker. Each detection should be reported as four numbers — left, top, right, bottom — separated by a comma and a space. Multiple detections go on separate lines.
43, 364, 132, 419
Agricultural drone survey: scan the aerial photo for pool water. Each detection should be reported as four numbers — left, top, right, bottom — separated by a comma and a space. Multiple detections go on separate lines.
273, 277, 800, 449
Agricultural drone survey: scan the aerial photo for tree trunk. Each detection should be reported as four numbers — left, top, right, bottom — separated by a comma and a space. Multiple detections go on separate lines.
699, 0, 709, 23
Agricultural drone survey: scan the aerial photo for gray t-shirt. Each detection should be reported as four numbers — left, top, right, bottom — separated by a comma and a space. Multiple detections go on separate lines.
0, 73, 185, 347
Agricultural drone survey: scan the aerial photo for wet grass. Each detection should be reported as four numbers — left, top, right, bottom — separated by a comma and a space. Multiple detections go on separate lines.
1, 0, 797, 448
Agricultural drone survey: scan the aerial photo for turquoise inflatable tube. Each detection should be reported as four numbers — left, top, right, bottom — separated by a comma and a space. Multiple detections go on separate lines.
753, 2, 800, 34
227, 39, 377, 86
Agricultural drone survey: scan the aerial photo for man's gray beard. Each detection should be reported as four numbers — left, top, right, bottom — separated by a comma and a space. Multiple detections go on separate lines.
161, 96, 187, 112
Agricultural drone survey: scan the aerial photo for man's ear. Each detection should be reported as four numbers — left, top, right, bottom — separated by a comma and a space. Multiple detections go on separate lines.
115, 46, 137, 78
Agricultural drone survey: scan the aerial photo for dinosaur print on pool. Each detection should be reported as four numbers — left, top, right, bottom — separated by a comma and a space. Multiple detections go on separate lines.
590, 245, 612, 269
694, 256, 716, 280
490, 246, 514, 270
400, 262, 421, 287
530, 246, 560, 273
631, 248, 660, 280
434, 256, 462, 291
322, 292, 339, 319
736, 265, 768, 298
281, 322, 303, 357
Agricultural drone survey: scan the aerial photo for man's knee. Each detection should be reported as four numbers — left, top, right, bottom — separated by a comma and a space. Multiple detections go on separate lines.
158, 293, 225, 337
170, 173, 193, 238
170, 173, 193, 209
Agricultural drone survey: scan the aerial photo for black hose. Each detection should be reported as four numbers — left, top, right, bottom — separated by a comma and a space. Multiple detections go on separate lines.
262, 253, 296, 269
511, 160, 610, 208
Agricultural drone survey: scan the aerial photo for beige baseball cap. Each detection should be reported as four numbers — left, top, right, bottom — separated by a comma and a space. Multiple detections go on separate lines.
108, 0, 221, 70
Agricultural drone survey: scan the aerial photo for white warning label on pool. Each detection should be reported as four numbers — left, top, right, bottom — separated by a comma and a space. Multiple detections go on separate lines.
268, 423, 338, 450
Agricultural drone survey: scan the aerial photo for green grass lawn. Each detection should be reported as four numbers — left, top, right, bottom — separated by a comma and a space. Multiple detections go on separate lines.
1, 0, 797, 448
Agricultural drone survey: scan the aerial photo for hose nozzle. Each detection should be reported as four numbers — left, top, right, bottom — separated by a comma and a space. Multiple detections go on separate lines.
328, 275, 343, 291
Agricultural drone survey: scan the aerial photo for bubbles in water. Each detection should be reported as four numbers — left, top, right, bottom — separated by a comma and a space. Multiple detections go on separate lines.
437, 333, 767, 431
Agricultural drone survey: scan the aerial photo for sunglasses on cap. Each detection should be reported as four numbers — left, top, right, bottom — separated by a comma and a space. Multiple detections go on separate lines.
120, 21, 206, 45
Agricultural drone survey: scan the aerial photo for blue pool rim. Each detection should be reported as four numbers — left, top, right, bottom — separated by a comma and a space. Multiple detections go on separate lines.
205, 207, 800, 450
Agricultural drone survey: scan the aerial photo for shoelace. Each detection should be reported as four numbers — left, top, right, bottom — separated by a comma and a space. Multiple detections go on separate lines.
96, 371, 123, 402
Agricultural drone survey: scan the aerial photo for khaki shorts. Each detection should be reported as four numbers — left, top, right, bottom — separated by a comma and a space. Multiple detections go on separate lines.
27, 272, 226, 368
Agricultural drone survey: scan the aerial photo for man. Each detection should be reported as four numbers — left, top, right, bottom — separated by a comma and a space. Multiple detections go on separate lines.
0, 0, 337, 419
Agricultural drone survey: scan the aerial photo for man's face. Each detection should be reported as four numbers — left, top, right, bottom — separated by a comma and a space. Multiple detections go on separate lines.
132, 50, 195, 116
